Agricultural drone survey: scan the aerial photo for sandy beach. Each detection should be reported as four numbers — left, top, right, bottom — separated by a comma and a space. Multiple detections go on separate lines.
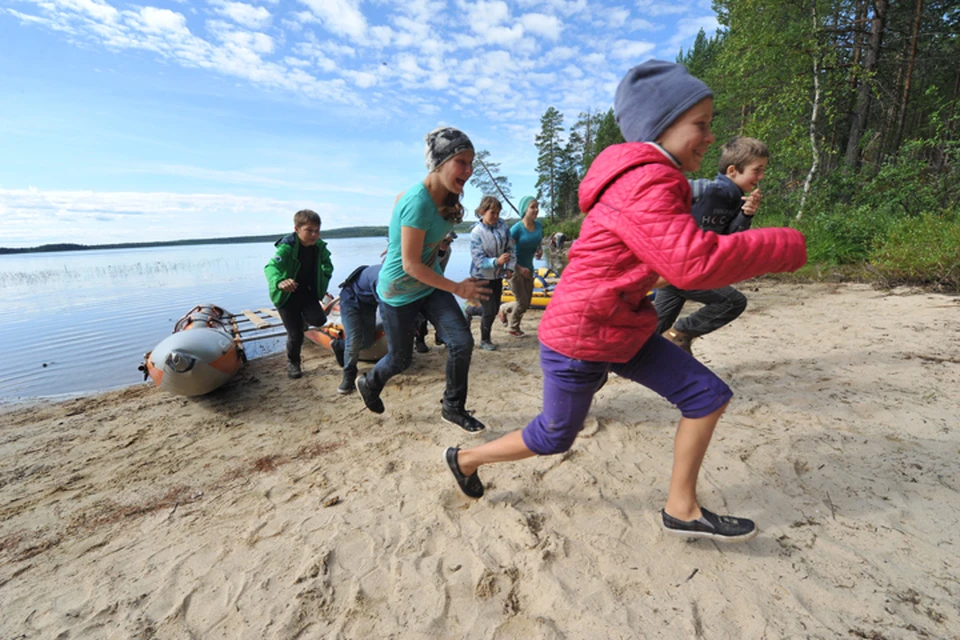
2, 281, 959, 639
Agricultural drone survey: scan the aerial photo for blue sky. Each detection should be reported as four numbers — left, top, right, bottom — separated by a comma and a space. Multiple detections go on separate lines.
0, 0, 718, 248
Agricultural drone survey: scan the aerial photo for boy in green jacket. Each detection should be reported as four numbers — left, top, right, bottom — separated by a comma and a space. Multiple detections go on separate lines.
264, 209, 334, 379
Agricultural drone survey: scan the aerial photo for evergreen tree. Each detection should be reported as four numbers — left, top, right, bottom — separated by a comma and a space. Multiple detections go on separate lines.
572, 110, 602, 177
554, 132, 583, 219
534, 107, 565, 220
469, 149, 512, 202
593, 108, 624, 160
676, 28, 725, 79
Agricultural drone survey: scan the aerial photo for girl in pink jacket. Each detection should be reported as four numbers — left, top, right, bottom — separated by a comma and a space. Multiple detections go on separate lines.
444, 60, 807, 543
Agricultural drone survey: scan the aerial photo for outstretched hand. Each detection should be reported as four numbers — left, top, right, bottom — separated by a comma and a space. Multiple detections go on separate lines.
456, 277, 493, 302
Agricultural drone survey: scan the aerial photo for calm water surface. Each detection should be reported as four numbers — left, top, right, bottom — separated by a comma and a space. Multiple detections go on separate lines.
0, 236, 491, 403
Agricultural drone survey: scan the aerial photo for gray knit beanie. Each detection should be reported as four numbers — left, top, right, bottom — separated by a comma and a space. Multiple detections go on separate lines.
614, 60, 713, 143
424, 127, 474, 171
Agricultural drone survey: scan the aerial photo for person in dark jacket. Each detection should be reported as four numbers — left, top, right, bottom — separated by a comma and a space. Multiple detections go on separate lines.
264, 209, 334, 379
654, 136, 768, 355
333, 264, 381, 394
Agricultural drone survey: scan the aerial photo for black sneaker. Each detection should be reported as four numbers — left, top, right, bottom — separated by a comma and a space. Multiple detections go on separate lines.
444, 447, 484, 498
661, 507, 758, 543
441, 405, 486, 433
331, 338, 345, 368
356, 373, 384, 414
286, 361, 302, 379
337, 372, 355, 395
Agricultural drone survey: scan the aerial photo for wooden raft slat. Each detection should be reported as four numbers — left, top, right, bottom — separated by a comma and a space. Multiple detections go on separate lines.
260, 307, 282, 320
241, 310, 270, 329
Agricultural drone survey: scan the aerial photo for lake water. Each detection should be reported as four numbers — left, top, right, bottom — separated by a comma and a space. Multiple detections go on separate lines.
0, 235, 522, 404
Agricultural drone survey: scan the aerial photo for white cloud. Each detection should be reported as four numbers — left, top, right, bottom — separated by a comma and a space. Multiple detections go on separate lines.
135, 6, 188, 33
0, 187, 325, 246
541, 45, 577, 64
58, 0, 120, 24
628, 17, 657, 31
534, 0, 587, 17
634, 0, 692, 16
484, 24, 524, 46
598, 6, 630, 27
610, 39, 655, 60
519, 13, 561, 40
344, 69, 378, 88
298, 0, 367, 40
665, 15, 719, 53
215, 2, 271, 30
583, 52, 606, 66
466, 0, 510, 31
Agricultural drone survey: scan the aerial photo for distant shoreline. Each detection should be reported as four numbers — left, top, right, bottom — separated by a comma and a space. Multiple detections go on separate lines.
0, 219, 513, 255
0, 227, 391, 255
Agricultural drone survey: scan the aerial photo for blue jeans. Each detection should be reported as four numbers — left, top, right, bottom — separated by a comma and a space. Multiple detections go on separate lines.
367, 289, 474, 410
339, 291, 378, 377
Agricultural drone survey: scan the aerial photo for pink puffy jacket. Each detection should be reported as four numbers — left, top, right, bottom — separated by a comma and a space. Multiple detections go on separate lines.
538, 143, 807, 362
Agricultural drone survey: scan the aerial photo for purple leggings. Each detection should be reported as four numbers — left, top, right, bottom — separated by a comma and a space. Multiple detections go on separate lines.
521, 335, 733, 455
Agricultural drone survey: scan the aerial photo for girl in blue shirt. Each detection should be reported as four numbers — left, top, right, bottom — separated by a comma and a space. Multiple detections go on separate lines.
356, 127, 491, 433
498, 196, 543, 336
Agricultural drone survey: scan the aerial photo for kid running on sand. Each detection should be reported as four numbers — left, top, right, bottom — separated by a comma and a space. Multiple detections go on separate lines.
655, 136, 768, 355
444, 61, 807, 542
356, 127, 491, 433
264, 209, 334, 380
469, 196, 516, 351
498, 196, 543, 337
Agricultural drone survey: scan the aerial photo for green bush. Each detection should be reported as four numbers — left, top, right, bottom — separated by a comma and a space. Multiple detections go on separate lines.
869, 212, 960, 288
542, 214, 585, 240
800, 203, 895, 265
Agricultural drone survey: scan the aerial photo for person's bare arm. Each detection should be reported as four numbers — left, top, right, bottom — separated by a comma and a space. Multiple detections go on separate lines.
400, 226, 491, 300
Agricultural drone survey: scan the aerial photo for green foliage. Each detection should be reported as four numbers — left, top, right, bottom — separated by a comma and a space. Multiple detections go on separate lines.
870, 213, 960, 288
542, 215, 584, 241
801, 203, 891, 265
528, 0, 960, 288
470, 149, 513, 200
535, 107, 565, 219
676, 28, 723, 79
593, 109, 624, 160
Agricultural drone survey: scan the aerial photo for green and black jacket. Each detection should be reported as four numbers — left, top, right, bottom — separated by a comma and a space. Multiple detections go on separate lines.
264, 233, 333, 307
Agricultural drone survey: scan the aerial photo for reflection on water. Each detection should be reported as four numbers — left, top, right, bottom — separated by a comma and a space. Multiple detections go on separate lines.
0, 235, 553, 402
0, 237, 488, 402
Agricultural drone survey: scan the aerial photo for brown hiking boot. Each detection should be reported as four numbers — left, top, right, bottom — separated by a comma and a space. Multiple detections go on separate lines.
664, 327, 695, 355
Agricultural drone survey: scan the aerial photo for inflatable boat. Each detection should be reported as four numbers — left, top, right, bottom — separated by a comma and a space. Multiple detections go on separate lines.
139, 304, 246, 397
141, 297, 388, 397
501, 268, 559, 309
501, 268, 657, 309
305, 298, 388, 362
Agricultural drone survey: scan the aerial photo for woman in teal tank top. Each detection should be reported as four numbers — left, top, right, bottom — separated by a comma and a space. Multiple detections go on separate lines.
356, 127, 491, 434
498, 196, 543, 336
